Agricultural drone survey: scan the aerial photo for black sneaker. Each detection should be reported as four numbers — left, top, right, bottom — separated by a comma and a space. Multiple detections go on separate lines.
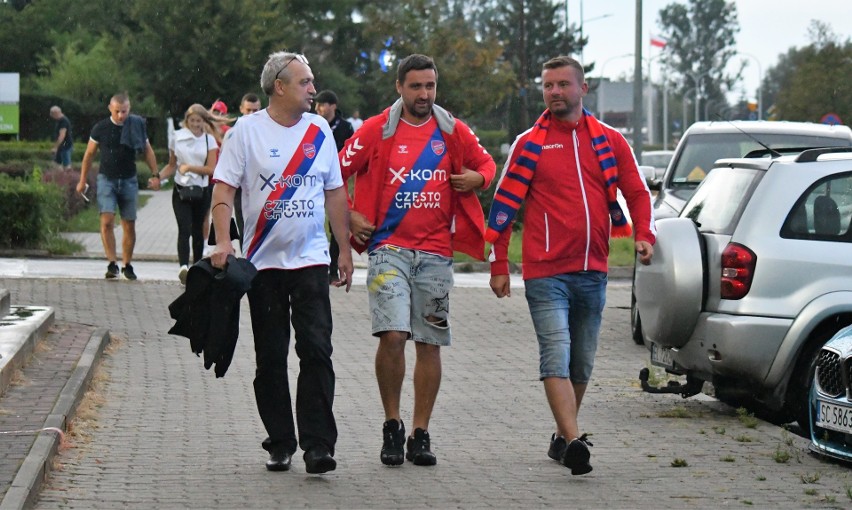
121, 264, 137, 281
406, 428, 437, 466
561, 433, 593, 475
105, 262, 120, 279
547, 433, 567, 461
381, 419, 405, 466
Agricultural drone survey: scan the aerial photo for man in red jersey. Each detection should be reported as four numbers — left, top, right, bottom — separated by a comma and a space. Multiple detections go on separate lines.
340, 54, 495, 467
487, 56, 655, 475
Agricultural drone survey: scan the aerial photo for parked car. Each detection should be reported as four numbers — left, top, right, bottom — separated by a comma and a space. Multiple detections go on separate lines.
635, 148, 852, 432
632, 121, 852, 343
639, 150, 674, 183
650, 121, 852, 221
810, 324, 852, 462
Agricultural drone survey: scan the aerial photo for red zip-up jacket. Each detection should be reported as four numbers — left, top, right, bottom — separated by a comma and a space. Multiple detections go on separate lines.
490, 115, 656, 279
341, 103, 496, 260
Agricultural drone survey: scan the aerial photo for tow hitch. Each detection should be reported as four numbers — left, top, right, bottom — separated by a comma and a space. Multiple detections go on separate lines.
639, 368, 704, 398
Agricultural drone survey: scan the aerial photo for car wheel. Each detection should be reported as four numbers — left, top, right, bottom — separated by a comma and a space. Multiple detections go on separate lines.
787, 333, 834, 436
630, 277, 644, 345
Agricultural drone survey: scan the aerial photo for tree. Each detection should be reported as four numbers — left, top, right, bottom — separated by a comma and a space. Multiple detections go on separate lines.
31, 35, 147, 111
473, 0, 583, 134
355, 0, 514, 125
658, 0, 741, 122
766, 21, 852, 123
116, 0, 277, 117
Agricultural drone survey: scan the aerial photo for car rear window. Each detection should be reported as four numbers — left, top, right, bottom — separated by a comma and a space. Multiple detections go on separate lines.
681, 166, 762, 234
670, 133, 852, 187
782, 172, 852, 241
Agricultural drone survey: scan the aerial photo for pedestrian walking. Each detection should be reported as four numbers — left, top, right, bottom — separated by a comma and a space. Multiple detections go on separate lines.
209, 51, 353, 474
340, 53, 496, 467
49, 105, 73, 171
486, 56, 656, 475
76, 92, 159, 280
157, 104, 221, 284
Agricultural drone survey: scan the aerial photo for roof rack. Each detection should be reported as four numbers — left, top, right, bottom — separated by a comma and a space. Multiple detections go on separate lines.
795, 147, 852, 163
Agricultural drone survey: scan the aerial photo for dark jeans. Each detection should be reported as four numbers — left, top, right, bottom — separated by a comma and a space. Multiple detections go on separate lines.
328, 230, 339, 281
248, 266, 337, 455
172, 186, 211, 266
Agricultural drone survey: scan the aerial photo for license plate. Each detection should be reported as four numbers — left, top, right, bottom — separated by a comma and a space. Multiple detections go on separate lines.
816, 400, 852, 434
651, 343, 675, 370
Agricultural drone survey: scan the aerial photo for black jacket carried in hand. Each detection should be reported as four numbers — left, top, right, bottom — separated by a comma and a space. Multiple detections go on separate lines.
168, 256, 257, 377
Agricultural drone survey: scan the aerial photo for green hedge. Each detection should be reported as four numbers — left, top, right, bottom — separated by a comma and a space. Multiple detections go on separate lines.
0, 172, 65, 248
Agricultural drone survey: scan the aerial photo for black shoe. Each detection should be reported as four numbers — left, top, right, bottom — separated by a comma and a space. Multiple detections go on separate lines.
105, 262, 120, 279
381, 419, 405, 466
547, 433, 567, 461
304, 445, 336, 474
561, 434, 593, 475
406, 428, 437, 466
265, 450, 292, 472
121, 264, 137, 281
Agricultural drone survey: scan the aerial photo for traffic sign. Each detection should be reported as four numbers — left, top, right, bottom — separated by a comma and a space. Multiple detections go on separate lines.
821, 113, 842, 125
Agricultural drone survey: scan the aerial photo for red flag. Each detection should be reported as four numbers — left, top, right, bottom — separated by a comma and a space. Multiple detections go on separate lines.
650, 35, 667, 48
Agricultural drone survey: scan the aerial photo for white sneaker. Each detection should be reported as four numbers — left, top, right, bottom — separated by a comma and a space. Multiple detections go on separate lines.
178, 265, 188, 285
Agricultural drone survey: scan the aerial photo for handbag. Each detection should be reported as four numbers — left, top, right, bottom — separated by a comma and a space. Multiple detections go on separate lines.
178, 185, 205, 202
177, 134, 209, 202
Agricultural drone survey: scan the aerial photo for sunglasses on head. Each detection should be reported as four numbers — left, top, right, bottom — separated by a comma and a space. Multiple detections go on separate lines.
275, 53, 309, 80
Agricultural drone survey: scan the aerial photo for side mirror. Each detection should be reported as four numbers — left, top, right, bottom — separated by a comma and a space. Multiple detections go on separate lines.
638, 165, 656, 181
638, 165, 662, 190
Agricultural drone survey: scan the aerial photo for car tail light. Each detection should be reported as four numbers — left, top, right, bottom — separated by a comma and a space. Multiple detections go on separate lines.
720, 243, 756, 300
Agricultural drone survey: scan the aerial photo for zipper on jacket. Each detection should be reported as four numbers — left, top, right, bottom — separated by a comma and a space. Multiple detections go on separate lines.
572, 130, 591, 271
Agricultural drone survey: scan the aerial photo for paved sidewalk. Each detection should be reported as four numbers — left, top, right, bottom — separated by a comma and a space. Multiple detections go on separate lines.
3, 188, 852, 508
3, 279, 850, 509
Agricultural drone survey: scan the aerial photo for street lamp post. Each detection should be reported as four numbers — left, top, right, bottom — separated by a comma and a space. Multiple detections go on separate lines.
737, 51, 763, 120
575, 0, 613, 62
598, 53, 632, 122
685, 70, 711, 122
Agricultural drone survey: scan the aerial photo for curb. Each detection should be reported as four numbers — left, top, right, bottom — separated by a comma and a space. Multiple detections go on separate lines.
0, 327, 110, 510
0, 308, 55, 398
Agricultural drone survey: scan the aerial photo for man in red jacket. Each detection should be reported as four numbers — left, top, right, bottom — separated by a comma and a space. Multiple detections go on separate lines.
341, 54, 495, 467
487, 56, 655, 475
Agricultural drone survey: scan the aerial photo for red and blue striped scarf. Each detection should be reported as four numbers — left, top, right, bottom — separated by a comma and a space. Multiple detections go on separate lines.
485, 108, 632, 243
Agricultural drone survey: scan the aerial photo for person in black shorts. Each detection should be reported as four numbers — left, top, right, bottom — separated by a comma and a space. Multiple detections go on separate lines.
76, 92, 159, 280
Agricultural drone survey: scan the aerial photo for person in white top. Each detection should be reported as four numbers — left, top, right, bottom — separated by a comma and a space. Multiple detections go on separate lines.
210, 51, 353, 475
158, 104, 222, 283
347, 109, 364, 131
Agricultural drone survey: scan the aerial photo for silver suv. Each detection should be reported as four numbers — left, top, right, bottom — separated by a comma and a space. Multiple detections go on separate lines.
635, 148, 852, 431
651, 121, 852, 220
632, 121, 852, 343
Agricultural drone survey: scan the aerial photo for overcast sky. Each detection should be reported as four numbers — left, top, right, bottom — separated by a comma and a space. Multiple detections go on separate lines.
573, 0, 852, 102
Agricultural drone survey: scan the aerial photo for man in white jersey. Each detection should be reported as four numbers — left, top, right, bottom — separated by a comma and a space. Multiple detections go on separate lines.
210, 51, 353, 475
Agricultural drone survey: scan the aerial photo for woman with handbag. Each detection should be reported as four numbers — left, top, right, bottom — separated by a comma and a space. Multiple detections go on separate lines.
159, 104, 225, 284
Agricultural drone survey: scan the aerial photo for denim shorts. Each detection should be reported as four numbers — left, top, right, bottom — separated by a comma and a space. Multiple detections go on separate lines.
54, 146, 72, 167
367, 246, 454, 346
97, 174, 138, 221
524, 271, 607, 383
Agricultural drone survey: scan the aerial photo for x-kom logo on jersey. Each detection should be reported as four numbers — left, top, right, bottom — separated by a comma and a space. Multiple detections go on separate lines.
389, 166, 407, 184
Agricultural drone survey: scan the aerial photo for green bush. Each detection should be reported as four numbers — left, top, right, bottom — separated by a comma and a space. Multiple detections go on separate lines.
0, 171, 65, 248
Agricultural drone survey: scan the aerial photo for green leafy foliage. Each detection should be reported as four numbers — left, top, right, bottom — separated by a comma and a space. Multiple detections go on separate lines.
658, 0, 742, 120
0, 171, 65, 248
